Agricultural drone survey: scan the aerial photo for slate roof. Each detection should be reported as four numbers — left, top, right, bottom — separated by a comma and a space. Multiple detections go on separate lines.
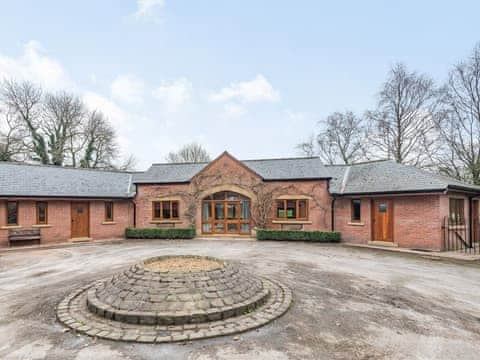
132, 162, 208, 183
328, 160, 480, 195
243, 157, 330, 180
0, 162, 135, 198
132, 157, 331, 184
2, 156, 480, 198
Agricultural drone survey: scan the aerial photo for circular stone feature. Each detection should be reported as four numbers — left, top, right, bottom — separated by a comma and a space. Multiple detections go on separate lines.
57, 255, 292, 343
86, 255, 268, 326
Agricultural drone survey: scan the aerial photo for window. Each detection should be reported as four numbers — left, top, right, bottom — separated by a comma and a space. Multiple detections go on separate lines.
449, 198, 465, 224
152, 201, 179, 220
7, 201, 18, 225
36, 202, 48, 225
105, 201, 114, 222
351, 199, 361, 222
201, 191, 251, 234
276, 199, 308, 220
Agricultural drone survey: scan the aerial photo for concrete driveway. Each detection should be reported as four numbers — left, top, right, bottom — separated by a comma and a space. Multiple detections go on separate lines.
0, 240, 479, 359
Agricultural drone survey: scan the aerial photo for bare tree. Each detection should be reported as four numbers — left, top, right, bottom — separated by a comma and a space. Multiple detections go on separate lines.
0, 107, 26, 161
42, 91, 86, 166
295, 134, 316, 157
436, 44, 480, 184
166, 142, 211, 163
365, 63, 439, 167
317, 111, 366, 164
1, 79, 135, 169
296, 111, 366, 164
116, 154, 138, 171
0, 80, 48, 163
80, 110, 117, 168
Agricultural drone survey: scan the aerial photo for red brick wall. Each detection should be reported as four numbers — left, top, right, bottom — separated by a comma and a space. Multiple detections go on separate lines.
393, 195, 442, 250
135, 154, 333, 234
0, 199, 133, 247
135, 183, 191, 229
334, 194, 445, 250
264, 181, 331, 231
334, 197, 371, 244
89, 200, 134, 239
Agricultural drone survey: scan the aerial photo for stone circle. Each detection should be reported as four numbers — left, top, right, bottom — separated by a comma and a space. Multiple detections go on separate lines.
56, 255, 292, 343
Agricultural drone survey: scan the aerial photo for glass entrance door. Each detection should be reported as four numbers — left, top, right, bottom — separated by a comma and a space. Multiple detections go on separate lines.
202, 191, 251, 234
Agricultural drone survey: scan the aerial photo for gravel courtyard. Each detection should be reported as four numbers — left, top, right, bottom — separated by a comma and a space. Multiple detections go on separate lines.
0, 240, 479, 360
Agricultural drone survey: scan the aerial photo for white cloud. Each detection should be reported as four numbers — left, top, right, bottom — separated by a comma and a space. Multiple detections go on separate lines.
132, 0, 165, 22
83, 91, 130, 126
111, 74, 145, 105
0, 41, 300, 169
0, 40, 73, 90
152, 77, 193, 112
224, 103, 246, 118
209, 74, 280, 104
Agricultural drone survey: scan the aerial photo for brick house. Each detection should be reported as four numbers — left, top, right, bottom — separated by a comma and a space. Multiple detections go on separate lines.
1, 151, 479, 250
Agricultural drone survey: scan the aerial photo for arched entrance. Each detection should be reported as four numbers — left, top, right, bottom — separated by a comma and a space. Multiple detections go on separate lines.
201, 191, 251, 235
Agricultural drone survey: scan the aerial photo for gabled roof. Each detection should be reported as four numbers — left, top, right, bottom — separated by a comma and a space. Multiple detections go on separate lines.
329, 160, 480, 195
133, 155, 331, 184
0, 162, 135, 198
191, 151, 264, 181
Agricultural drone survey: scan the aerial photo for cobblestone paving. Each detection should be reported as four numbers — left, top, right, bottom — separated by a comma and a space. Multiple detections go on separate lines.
56, 255, 292, 343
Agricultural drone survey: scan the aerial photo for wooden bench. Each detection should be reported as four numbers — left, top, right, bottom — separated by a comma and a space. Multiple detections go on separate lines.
8, 227, 41, 246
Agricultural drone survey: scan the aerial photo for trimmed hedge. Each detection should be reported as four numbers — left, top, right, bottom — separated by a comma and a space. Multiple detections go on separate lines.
256, 229, 341, 242
125, 227, 196, 239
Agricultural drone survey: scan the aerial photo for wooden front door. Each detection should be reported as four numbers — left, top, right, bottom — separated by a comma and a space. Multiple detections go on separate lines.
372, 199, 393, 242
71, 202, 90, 238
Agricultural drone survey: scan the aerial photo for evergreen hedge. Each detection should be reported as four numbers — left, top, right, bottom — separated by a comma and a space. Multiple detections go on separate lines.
125, 227, 196, 239
256, 229, 340, 242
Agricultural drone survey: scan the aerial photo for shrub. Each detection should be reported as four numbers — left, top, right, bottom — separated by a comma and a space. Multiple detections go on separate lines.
256, 229, 340, 242
125, 227, 196, 239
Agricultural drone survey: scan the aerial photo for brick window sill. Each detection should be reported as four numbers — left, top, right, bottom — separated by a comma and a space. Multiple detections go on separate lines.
150, 220, 183, 224
32, 224, 52, 228
102, 221, 117, 225
348, 222, 364, 226
272, 220, 312, 225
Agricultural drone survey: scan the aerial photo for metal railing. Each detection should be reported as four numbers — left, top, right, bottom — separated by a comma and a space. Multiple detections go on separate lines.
442, 216, 480, 254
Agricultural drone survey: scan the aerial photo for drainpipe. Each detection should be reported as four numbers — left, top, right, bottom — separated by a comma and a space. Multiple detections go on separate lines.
468, 195, 474, 248
331, 196, 336, 231
132, 200, 137, 228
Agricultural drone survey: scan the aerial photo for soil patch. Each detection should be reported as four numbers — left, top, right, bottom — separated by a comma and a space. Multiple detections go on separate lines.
144, 256, 223, 272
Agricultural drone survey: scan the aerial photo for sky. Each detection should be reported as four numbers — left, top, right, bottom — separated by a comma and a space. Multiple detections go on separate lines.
0, 0, 479, 170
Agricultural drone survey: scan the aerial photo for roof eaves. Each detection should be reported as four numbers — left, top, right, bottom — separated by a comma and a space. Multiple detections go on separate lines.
331, 188, 446, 196
133, 180, 191, 185
0, 194, 135, 199
263, 177, 332, 182
446, 184, 480, 193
